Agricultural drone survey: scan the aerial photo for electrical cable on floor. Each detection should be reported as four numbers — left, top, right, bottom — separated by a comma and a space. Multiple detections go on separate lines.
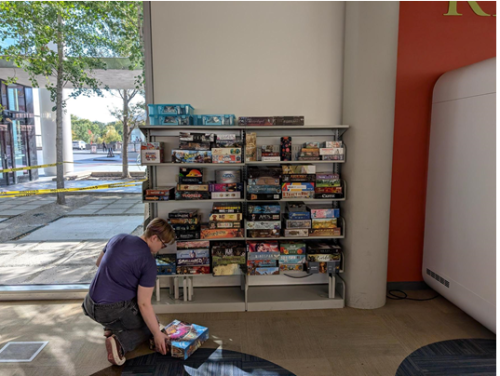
386, 289, 440, 301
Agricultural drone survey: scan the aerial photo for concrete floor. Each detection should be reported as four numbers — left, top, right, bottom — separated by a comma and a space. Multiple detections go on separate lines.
67, 197, 144, 216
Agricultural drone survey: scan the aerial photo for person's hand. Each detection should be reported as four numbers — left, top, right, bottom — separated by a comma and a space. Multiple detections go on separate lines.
153, 332, 169, 355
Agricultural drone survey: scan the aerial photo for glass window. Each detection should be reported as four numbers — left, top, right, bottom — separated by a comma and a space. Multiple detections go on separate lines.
11, 120, 28, 178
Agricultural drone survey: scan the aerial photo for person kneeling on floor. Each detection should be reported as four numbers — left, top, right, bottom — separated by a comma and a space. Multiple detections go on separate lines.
82, 218, 175, 365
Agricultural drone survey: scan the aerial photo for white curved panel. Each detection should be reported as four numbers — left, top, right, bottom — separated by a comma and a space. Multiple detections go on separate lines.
423, 58, 496, 332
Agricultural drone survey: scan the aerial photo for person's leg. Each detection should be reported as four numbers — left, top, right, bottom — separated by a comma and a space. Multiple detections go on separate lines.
112, 300, 154, 353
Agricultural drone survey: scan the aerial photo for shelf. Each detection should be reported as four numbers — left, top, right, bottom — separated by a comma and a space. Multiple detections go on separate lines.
140, 125, 246, 131
246, 284, 344, 311
142, 163, 245, 167
247, 197, 345, 202
245, 125, 350, 130
153, 286, 245, 313
199, 237, 246, 241
143, 199, 245, 204
246, 235, 344, 240
246, 160, 344, 165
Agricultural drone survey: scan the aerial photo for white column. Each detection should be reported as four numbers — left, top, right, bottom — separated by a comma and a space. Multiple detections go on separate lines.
39, 88, 74, 176
341, 2, 400, 309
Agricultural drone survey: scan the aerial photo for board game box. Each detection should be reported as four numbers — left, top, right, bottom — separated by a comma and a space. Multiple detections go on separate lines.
177, 249, 210, 259
209, 183, 243, 192
200, 227, 244, 239
309, 228, 341, 236
246, 221, 281, 230
284, 212, 311, 220
175, 191, 211, 200
280, 264, 304, 272
279, 241, 306, 255
246, 229, 280, 238
177, 184, 209, 191
170, 217, 199, 225
315, 187, 342, 194
172, 150, 212, 163
279, 255, 306, 264
247, 241, 279, 253
208, 221, 242, 229
247, 185, 282, 194
211, 148, 242, 163
322, 141, 343, 148
176, 240, 210, 249
281, 182, 315, 192
247, 213, 280, 221
247, 167, 282, 179
284, 229, 309, 237
178, 142, 211, 151
169, 209, 198, 219
307, 253, 341, 262
285, 219, 311, 229
248, 267, 280, 275
281, 174, 316, 182
282, 191, 314, 199
248, 177, 281, 186
179, 132, 215, 142
275, 116, 304, 125
247, 203, 281, 214
211, 202, 242, 213
247, 260, 279, 268
156, 254, 176, 275
176, 266, 211, 275
177, 257, 210, 266
209, 213, 243, 221
306, 243, 341, 254
211, 192, 241, 199
170, 224, 200, 231
312, 218, 338, 229
307, 205, 340, 219
248, 193, 281, 200
176, 231, 201, 240
282, 165, 316, 175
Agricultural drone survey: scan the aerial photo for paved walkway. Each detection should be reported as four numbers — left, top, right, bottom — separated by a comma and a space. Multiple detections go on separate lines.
67, 196, 144, 216
0, 179, 142, 195
0, 196, 55, 217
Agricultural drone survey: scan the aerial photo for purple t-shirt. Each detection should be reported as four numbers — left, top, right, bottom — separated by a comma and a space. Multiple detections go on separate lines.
89, 234, 157, 304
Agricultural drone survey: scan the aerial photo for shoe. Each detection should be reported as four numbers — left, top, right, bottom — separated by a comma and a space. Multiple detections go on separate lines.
105, 335, 126, 366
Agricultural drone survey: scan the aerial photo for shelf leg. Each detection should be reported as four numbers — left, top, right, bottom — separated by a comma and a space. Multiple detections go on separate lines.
183, 277, 188, 302
156, 277, 160, 302
168, 278, 174, 297
188, 277, 193, 301
174, 277, 179, 300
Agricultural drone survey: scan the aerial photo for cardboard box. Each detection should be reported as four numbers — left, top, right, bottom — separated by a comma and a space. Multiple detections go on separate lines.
247, 229, 280, 238
316, 180, 341, 188
215, 170, 241, 184
211, 192, 241, 199
248, 267, 280, 275
285, 219, 311, 229
238, 116, 274, 126
200, 227, 244, 239
209, 213, 243, 221
322, 141, 343, 148
146, 187, 175, 196
170, 217, 199, 225
322, 154, 345, 161
144, 196, 171, 201
178, 142, 211, 151
247, 252, 280, 261
170, 224, 200, 232
284, 212, 311, 220
312, 218, 338, 229
300, 148, 319, 157
247, 213, 280, 221
179, 167, 203, 178
303, 142, 320, 149
280, 264, 304, 272
177, 249, 210, 259
155, 320, 209, 360
179, 132, 215, 142
282, 182, 315, 192
282, 191, 314, 199
284, 229, 309, 237
176, 266, 211, 275
315, 187, 342, 194
209, 183, 243, 192
307, 205, 340, 219
307, 260, 340, 274
177, 184, 209, 191
208, 221, 242, 229
279, 241, 307, 255
247, 241, 279, 253
178, 177, 203, 185
316, 173, 340, 180
156, 254, 176, 275
309, 228, 342, 237
315, 192, 343, 199
247, 185, 282, 194
319, 147, 344, 156
306, 243, 341, 254
282, 174, 316, 182
177, 257, 210, 266
213, 264, 243, 276
247, 260, 279, 268
141, 150, 163, 163
175, 191, 211, 200
247, 167, 282, 179
172, 150, 212, 163
261, 156, 281, 161
246, 221, 281, 230
281, 137, 292, 161
176, 240, 210, 249
279, 255, 306, 264
248, 193, 281, 200
211, 202, 242, 213
211, 148, 242, 163
175, 231, 201, 240
282, 165, 316, 174
307, 253, 341, 262
248, 203, 281, 214
275, 116, 304, 125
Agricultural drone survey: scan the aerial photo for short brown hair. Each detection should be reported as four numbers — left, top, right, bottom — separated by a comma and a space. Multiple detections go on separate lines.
144, 218, 175, 244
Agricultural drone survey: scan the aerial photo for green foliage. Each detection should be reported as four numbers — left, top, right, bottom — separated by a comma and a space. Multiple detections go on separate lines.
103, 125, 122, 143
71, 114, 107, 143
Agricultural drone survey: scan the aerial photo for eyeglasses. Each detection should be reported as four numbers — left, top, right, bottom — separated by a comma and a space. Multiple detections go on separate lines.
159, 236, 175, 249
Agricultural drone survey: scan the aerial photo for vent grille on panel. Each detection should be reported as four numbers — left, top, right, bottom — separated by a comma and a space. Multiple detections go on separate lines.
426, 268, 450, 288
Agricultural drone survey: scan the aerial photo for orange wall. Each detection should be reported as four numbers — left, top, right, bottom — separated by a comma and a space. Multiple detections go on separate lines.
387, 1, 496, 282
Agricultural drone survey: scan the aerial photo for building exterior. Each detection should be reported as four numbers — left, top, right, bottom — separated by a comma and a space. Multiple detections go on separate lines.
0, 80, 38, 186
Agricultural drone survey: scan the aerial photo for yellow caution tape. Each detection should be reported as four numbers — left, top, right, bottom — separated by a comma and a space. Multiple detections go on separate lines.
0, 179, 147, 198
0, 161, 76, 174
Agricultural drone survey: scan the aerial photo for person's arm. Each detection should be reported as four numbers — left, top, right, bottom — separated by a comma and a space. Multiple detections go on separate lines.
137, 285, 169, 355
96, 251, 105, 267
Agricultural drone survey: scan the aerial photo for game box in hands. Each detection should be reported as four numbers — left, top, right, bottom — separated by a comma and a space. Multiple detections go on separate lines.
162, 320, 209, 360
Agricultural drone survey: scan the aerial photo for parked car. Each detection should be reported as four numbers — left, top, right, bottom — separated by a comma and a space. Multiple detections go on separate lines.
72, 140, 86, 150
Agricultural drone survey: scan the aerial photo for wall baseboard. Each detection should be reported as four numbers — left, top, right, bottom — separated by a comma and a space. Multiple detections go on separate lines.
387, 281, 429, 290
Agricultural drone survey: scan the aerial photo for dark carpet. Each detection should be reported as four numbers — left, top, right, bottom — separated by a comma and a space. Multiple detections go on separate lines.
120, 348, 295, 376
396, 338, 496, 376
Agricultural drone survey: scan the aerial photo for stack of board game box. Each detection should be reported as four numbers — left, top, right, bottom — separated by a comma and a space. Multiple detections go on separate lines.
172, 132, 214, 163
176, 240, 211, 275
298, 142, 321, 161
150, 319, 209, 360
320, 141, 344, 161
212, 133, 243, 164
281, 165, 316, 199
176, 167, 210, 200
247, 167, 282, 200
308, 204, 341, 237
211, 241, 246, 276
246, 202, 281, 238
283, 202, 311, 237
144, 186, 175, 202
246, 241, 280, 275
208, 166, 243, 200
260, 144, 280, 162
168, 209, 200, 241
141, 142, 165, 164
147, 104, 194, 126
201, 203, 244, 239
238, 116, 305, 126
314, 173, 343, 199
305, 242, 342, 274
279, 241, 306, 273
156, 254, 176, 275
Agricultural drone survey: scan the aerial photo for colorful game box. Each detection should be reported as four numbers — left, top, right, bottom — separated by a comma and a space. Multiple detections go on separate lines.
172, 150, 212, 163
247, 202, 281, 214
279, 255, 306, 264
309, 228, 341, 236
284, 212, 311, 220
177, 249, 210, 259
322, 141, 343, 148
168, 209, 198, 219
247, 213, 280, 221
307, 253, 341, 262
247, 241, 279, 253
248, 177, 281, 186
212, 202, 242, 213
200, 227, 244, 239
211, 148, 242, 163
209, 213, 243, 221
176, 231, 201, 240
176, 240, 210, 249
156, 254, 176, 275
211, 192, 241, 199
178, 142, 211, 151
282, 174, 316, 182
281, 136, 292, 161
177, 257, 210, 266
247, 167, 282, 179
248, 193, 281, 200
170, 224, 200, 231
208, 221, 242, 229
248, 267, 280, 275
282, 165, 316, 175
246, 221, 281, 230
282, 182, 315, 192
306, 243, 341, 254
284, 229, 309, 237
307, 205, 340, 219
176, 266, 211, 275
209, 183, 243, 192
177, 184, 209, 191
175, 191, 211, 200
246, 229, 280, 238
170, 217, 199, 225
285, 219, 311, 229
279, 241, 306, 255
179, 132, 215, 142
312, 218, 338, 229
280, 264, 304, 272
247, 185, 282, 194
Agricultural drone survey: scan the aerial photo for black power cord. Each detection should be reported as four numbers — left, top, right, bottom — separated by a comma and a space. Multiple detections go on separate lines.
387, 289, 440, 301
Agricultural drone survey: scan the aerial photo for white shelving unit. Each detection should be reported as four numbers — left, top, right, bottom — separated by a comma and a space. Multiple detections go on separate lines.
142, 123, 349, 313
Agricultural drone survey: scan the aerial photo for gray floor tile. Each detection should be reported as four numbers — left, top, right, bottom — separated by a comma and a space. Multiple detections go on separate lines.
1, 210, 25, 216
28, 265, 96, 284
97, 209, 127, 214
